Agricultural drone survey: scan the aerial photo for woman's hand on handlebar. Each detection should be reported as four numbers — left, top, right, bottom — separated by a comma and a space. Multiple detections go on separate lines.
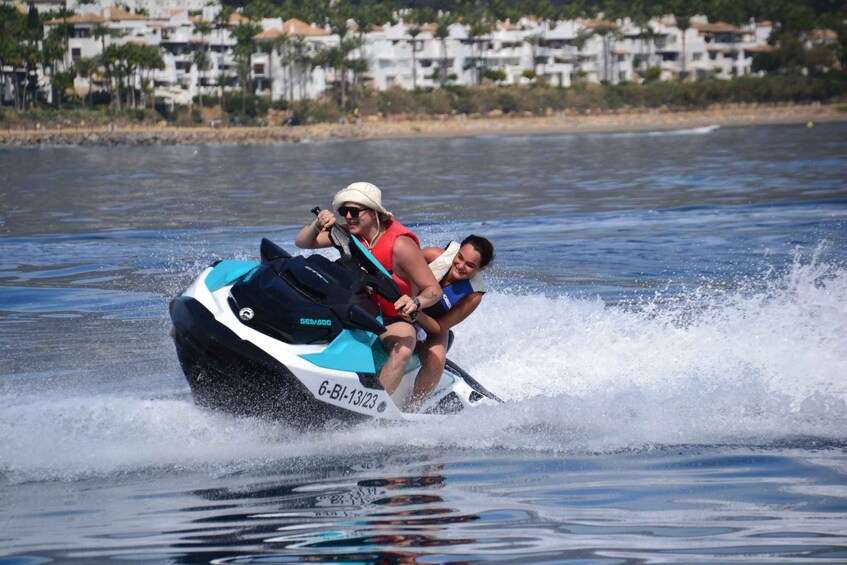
296, 208, 336, 249
314, 209, 337, 232
394, 294, 420, 321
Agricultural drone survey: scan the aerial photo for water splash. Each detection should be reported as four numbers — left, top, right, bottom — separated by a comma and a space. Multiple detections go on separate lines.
1, 249, 845, 482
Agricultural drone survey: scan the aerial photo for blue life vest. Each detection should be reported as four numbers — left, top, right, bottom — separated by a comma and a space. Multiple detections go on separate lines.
424, 242, 486, 319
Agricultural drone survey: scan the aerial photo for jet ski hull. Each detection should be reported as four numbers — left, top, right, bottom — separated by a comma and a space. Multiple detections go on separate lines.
171, 295, 370, 426
169, 238, 500, 427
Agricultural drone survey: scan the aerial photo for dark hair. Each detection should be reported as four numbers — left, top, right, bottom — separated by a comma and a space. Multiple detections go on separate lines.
460, 235, 495, 269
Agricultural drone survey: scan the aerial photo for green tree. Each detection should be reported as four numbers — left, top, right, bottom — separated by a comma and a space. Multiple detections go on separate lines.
134, 43, 164, 109
74, 56, 99, 107
231, 20, 262, 116
434, 14, 453, 87
672, 3, 693, 81
592, 23, 623, 84
214, 5, 236, 115
466, 11, 494, 85
351, 2, 392, 89
100, 44, 125, 110
41, 26, 68, 105
326, 14, 362, 110
407, 24, 422, 90
193, 19, 212, 109
524, 32, 546, 83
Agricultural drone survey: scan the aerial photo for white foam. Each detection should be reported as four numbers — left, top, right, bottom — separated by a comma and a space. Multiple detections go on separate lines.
1, 250, 845, 481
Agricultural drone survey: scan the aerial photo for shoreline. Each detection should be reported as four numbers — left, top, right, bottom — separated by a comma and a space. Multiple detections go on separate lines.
1, 103, 844, 147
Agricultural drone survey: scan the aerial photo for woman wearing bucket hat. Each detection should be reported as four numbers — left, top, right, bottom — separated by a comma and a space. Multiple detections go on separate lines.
295, 182, 443, 399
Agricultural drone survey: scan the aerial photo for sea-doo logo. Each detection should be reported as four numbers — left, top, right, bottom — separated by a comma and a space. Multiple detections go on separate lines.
239, 308, 254, 321
300, 317, 332, 326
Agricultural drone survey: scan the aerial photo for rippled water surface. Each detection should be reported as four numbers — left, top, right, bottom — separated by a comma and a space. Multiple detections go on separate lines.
1, 123, 846, 563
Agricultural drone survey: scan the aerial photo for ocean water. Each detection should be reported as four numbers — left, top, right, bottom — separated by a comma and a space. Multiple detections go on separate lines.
1, 123, 846, 563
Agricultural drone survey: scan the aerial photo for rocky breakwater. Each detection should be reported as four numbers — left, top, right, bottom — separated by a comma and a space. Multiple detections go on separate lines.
0, 123, 370, 147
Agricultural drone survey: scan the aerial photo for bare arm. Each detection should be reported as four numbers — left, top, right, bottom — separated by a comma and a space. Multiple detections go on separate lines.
422, 246, 443, 263
407, 292, 483, 335
393, 236, 442, 310
294, 209, 336, 249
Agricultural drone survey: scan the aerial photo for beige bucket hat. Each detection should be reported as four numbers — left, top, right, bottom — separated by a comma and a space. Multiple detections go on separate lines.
332, 182, 393, 219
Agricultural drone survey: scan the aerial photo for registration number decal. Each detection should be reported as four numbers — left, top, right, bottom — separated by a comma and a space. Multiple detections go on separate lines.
318, 380, 380, 410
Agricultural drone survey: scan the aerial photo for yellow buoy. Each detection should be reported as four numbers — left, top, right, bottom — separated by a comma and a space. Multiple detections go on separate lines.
807, 121, 814, 128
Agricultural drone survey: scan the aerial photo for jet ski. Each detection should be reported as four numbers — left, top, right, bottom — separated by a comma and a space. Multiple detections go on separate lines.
169, 209, 501, 427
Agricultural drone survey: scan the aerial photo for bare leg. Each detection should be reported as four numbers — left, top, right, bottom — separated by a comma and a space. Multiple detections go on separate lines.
377, 321, 417, 395
408, 331, 449, 412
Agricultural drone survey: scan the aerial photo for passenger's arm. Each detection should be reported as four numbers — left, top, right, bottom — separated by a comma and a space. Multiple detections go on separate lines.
422, 246, 443, 263
412, 292, 483, 335
393, 237, 442, 310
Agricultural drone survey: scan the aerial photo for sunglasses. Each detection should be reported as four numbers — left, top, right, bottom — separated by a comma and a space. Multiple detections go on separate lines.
338, 206, 369, 218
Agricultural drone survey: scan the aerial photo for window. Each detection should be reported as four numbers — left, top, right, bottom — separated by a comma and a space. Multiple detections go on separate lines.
71, 48, 82, 61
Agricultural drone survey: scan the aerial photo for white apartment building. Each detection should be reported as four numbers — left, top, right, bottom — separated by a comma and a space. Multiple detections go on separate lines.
31, 1, 778, 109
252, 18, 336, 102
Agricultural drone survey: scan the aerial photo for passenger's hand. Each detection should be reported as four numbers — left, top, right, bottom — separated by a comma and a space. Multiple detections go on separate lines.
394, 294, 420, 320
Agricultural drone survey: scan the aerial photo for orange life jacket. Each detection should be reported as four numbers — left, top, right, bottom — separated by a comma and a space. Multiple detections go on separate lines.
354, 220, 420, 319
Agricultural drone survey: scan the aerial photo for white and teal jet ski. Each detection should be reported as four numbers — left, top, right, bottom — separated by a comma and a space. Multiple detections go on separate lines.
169, 209, 501, 427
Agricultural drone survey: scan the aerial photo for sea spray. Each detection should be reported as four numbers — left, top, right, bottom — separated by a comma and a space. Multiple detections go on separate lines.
447, 248, 847, 449
1, 248, 844, 481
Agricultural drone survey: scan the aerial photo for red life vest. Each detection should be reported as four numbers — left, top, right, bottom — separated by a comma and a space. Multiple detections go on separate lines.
353, 220, 420, 318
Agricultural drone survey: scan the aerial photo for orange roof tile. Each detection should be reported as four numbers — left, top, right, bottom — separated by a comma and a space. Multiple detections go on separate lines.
229, 13, 250, 25
693, 22, 743, 34
282, 18, 329, 36
253, 28, 284, 40
744, 45, 775, 53
579, 18, 617, 29
808, 28, 837, 41
46, 13, 108, 25
103, 7, 149, 21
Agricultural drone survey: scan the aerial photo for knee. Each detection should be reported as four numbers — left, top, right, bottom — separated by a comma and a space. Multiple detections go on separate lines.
385, 332, 416, 361
391, 337, 416, 361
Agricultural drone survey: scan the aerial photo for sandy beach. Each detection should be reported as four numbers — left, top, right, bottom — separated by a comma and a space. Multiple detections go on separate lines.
1, 103, 844, 146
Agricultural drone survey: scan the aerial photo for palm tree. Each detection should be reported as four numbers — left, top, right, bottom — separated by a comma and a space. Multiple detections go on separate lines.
231, 20, 261, 116
74, 56, 98, 107
351, 3, 390, 89
524, 32, 546, 83
631, 13, 651, 77
675, 13, 692, 81
41, 26, 67, 106
193, 19, 212, 107
328, 16, 360, 110
571, 27, 594, 83
592, 23, 622, 83
100, 43, 124, 110
434, 14, 452, 87
407, 25, 422, 89
213, 5, 235, 115
270, 31, 291, 103
134, 44, 164, 109
290, 35, 310, 100
92, 23, 125, 53
193, 49, 209, 108
467, 15, 493, 85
